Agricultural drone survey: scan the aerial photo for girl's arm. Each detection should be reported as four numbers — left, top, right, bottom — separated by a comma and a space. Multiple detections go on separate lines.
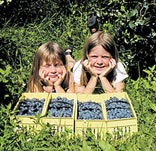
83, 75, 98, 93
54, 85, 66, 93
99, 59, 125, 93
99, 76, 125, 93
66, 72, 75, 93
42, 82, 66, 93
74, 75, 98, 93
75, 60, 98, 94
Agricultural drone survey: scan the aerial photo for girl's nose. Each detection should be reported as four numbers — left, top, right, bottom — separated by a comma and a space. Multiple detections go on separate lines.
97, 57, 103, 65
49, 65, 57, 72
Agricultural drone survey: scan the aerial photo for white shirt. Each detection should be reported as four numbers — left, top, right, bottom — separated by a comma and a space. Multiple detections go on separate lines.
73, 60, 128, 84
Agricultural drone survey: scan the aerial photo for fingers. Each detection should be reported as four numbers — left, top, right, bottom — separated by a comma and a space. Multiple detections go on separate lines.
43, 86, 53, 93
82, 60, 89, 68
83, 59, 92, 70
109, 58, 116, 68
58, 71, 66, 82
54, 70, 66, 86
99, 59, 116, 77
82, 59, 97, 77
39, 80, 47, 87
54, 75, 63, 86
39, 70, 49, 87
40, 78, 53, 87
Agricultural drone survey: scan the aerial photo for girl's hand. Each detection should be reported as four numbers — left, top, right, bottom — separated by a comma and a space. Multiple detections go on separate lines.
39, 69, 54, 86
54, 66, 67, 87
99, 58, 116, 78
42, 85, 54, 93
82, 59, 98, 77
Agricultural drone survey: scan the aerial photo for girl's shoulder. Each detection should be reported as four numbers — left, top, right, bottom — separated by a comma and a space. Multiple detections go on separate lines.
72, 59, 82, 72
116, 61, 128, 73
113, 61, 129, 83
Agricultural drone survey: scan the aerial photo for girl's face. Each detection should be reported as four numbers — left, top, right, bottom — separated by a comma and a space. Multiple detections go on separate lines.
87, 45, 112, 75
39, 59, 65, 83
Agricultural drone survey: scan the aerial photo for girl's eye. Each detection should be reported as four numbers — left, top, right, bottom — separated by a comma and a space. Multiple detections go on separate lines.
44, 64, 51, 67
102, 56, 109, 58
102, 56, 111, 60
54, 63, 63, 67
90, 55, 97, 59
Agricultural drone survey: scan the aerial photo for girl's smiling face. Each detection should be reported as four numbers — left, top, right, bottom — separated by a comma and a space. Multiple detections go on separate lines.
39, 59, 65, 83
87, 45, 112, 75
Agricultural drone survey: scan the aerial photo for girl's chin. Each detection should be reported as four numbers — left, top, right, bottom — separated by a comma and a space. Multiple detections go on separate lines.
94, 69, 104, 75
96, 72, 103, 75
49, 77, 58, 82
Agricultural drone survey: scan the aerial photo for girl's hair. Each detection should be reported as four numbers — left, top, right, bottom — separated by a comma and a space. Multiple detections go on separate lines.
81, 31, 119, 86
27, 41, 70, 92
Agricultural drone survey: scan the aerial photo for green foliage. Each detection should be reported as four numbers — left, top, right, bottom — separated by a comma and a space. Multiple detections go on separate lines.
0, 10, 90, 104
0, 1, 156, 105
0, 66, 156, 150
124, 65, 156, 151
0, 3, 156, 150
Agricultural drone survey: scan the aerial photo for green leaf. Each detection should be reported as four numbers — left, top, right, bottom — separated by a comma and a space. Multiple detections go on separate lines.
82, 141, 93, 151
129, 21, 135, 29
99, 140, 116, 151
121, 6, 125, 12
129, 9, 138, 17
150, 103, 156, 112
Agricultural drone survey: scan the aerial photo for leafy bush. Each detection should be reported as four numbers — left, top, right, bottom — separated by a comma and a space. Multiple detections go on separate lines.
0, 0, 156, 105
1, 1, 156, 75
0, 11, 89, 105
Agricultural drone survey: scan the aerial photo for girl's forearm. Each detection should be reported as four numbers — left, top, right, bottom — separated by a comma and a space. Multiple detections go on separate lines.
54, 85, 65, 93
99, 76, 115, 93
83, 76, 98, 94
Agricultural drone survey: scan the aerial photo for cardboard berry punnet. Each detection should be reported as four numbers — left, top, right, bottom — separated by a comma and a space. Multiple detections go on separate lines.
14, 92, 138, 138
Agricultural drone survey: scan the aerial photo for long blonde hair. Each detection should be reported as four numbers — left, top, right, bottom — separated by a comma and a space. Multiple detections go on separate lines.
27, 41, 70, 92
81, 31, 119, 86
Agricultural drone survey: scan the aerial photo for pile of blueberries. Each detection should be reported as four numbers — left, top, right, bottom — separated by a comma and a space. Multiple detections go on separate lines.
105, 97, 133, 120
47, 96, 74, 117
78, 101, 103, 120
16, 98, 45, 116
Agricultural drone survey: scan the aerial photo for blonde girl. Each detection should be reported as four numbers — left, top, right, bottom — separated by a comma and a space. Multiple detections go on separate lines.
27, 41, 74, 93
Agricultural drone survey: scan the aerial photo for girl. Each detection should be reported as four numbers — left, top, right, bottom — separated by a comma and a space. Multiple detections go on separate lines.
27, 41, 74, 93
73, 31, 128, 94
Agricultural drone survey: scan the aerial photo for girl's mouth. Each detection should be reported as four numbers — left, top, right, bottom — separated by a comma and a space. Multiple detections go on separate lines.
94, 66, 105, 69
48, 74, 58, 78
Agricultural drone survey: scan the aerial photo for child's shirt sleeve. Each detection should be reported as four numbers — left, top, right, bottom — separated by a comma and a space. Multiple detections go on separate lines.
113, 61, 129, 84
72, 60, 82, 84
